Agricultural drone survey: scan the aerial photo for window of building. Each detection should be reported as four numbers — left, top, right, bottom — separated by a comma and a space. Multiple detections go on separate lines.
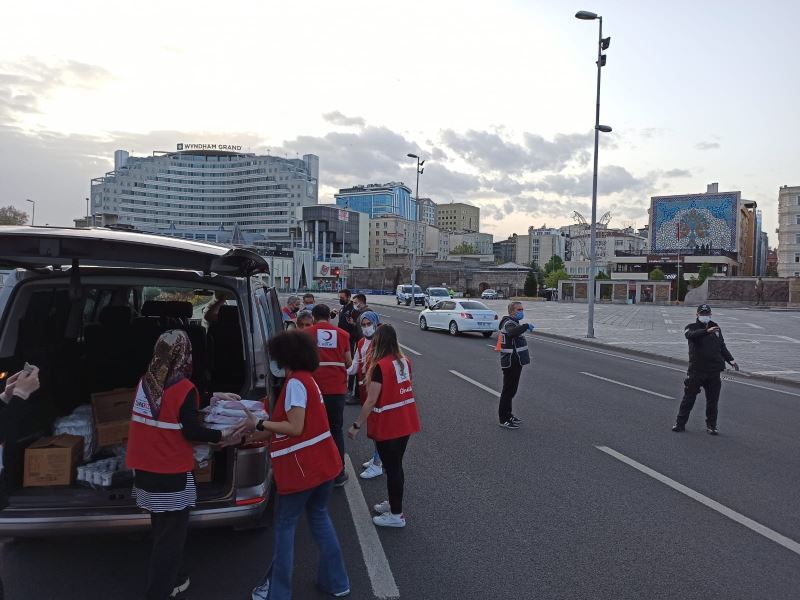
796, 214, 800, 225
796, 253, 800, 263
796, 196, 800, 205
796, 234, 800, 244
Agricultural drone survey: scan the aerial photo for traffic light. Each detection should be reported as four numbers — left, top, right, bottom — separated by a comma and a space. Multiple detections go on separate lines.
332, 267, 341, 277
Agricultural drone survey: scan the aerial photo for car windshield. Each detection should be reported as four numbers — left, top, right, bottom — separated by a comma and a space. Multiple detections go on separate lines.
483, 289, 495, 293
428, 288, 448, 295
459, 301, 489, 310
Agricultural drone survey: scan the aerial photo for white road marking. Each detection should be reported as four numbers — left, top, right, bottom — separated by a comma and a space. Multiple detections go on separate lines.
776, 336, 800, 344
402, 320, 419, 326
342, 455, 401, 599
752, 370, 800, 375
664, 319, 674, 324
744, 322, 764, 329
580, 372, 673, 399
399, 343, 421, 356
448, 370, 500, 397
596, 446, 800, 558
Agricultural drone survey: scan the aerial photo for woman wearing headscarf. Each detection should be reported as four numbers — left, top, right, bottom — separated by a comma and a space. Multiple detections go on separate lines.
347, 311, 383, 479
126, 330, 247, 600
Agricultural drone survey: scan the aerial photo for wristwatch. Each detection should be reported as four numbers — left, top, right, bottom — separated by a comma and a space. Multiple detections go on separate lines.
352, 422, 361, 429
256, 419, 265, 432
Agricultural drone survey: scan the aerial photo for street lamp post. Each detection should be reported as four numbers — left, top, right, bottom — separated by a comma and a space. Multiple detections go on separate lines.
575, 10, 611, 339
26, 199, 36, 226
406, 153, 425, 295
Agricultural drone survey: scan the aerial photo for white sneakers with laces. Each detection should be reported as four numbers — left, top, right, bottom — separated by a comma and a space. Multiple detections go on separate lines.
372, 500, 406, 527
360, 463, 384, 479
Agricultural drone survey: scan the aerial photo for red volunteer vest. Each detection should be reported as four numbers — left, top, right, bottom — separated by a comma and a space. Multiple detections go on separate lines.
270, 372, 342, 495
127, 378, 196, 474
367, 356, 421, 442
355, 337, 371, 404
308, 323, 350, 395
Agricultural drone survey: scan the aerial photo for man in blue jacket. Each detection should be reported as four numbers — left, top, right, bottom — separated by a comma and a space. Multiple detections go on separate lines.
672, 304, 739, 435
497, 302, 533, 430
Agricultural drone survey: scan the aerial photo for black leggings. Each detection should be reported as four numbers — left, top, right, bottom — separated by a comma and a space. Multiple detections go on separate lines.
375, 436, 410, 515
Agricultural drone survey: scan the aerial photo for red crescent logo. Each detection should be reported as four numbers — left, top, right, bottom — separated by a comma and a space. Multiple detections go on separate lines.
321, 330, 333, 341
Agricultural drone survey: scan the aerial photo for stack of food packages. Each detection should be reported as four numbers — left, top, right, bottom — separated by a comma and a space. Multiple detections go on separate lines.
202, 397, 268, 430
76, 446, 129, 488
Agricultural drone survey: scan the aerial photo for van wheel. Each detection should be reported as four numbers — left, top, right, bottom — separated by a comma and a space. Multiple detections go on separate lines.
396, 298, 401, 305
419, 317, 428, 331
482, 331, 492, 338
449, 321, 459, 336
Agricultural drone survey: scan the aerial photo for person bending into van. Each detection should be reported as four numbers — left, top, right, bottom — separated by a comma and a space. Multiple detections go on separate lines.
347, 311, 384, 479
307, 305, 352, 487
348, 325, 420, 528
126, 330, 248, 600
246, 330, 350, 599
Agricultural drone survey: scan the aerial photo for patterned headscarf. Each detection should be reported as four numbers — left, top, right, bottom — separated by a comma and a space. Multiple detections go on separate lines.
142, 329, 193, 417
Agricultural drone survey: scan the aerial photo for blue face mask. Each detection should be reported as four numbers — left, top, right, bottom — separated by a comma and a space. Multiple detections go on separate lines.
514, 311, 524, 320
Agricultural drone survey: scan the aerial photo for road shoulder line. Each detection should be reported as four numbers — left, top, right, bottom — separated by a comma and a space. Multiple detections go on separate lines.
580, 372, 674, 399
342, 455, 401, 599
596, 446, 800, 558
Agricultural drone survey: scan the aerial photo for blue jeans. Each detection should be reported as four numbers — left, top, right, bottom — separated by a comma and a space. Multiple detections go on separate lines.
252, 481, 349, 600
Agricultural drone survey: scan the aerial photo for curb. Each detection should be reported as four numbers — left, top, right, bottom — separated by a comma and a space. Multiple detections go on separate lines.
366, 297, 800, 390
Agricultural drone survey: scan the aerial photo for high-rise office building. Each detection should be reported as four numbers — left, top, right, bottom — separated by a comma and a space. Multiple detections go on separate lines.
417, 197, 437, 226
89, 146, 319, 250
777, 185, 800, 277
436, 202, 480, 232
334, 182, 416, 220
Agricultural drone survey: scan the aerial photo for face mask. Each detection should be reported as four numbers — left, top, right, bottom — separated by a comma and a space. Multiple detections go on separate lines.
698, 315, 711, 324
304, 303, 315, 310
354, 303, 363, 311
339, 298, 347, 306
269, 360, 285, 378
514, 311, 524, 320
362, 325, 375, 338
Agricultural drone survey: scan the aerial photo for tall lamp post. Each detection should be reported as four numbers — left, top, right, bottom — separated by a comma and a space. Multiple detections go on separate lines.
575, 10, 612, 339
26, 199, 36, 226
406, 153, 425, 295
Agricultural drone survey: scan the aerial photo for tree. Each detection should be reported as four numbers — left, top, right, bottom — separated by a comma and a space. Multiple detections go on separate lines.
544, 255, 565, 274
524, 269, 538, 296
649, 267, 665, 281
697, 262, 715, 285
544, 268, 570, 289
451, 243, 476, 255
0, 205, 28, 225
595, 271, 610, 280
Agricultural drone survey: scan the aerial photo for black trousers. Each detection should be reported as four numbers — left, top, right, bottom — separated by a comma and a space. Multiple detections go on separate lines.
676, 372, 722, 427
146, 508, 190, 600
323, 394, 345, 469
498, 361, 523, 423
376, 436, 410, 514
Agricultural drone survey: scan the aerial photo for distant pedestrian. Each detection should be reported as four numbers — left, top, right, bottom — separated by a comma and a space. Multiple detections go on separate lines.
497, 302, 533, 429
754, 277, 765, 306
672, 304, 739, 435
295, 310, 313, 330
347, 311, 384, 479
302, 293, 316, 312
247, 330, 350, 600
308, 304, 352, 487
348, 325, 420, 528
281, 296, 302, 326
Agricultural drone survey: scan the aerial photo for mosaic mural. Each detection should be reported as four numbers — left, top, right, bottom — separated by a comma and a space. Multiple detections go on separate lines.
651, 193, 739, 252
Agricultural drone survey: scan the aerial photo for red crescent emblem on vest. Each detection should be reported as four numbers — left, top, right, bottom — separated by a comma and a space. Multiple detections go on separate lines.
321, 330, 333, 341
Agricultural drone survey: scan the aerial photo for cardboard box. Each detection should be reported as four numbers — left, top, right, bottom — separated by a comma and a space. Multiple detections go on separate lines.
92, 388, 135, 447
193, 454, 215, 484
24, 434, 84, 487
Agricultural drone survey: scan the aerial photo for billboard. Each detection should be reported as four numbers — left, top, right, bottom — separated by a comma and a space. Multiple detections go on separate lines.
650, 192, 739, 253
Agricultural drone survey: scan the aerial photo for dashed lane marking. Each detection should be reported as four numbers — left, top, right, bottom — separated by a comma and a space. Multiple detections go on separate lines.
402, 321, 419, 326
399, 343, 422, 356
448, 370, 500, 397
596, 446, 800, 558
580, 372, 673, 399
342, 455, 401, 599
744, 323, 765, 329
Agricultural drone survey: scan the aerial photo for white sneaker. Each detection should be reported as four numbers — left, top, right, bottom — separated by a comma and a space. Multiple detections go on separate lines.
362, 458, 374, 469
360, 463, 384, 479
373, 500, 390, 514
373, 513, 406, 528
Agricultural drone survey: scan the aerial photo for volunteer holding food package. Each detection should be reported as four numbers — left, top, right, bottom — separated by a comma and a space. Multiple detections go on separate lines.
126, 330, 249, 600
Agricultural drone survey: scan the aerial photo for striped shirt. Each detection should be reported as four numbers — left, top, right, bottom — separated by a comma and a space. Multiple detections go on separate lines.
134, 471, 196, 513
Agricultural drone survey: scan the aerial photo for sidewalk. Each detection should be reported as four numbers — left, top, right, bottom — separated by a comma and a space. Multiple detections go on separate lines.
361, 295, 800, 387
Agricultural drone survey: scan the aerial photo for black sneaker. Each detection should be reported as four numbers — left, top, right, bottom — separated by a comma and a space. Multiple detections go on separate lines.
510, 414, 522, 424
334, 472, 349, 487
706, 427, 719, 436
499, 419, 519, 430
671, 424, 685, 432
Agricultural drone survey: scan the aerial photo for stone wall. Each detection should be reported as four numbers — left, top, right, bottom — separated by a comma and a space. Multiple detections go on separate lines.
706, 277, 789, 304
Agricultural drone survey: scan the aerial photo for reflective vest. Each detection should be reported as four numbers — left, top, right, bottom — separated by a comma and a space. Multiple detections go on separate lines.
367, 356, 421, 442
270, 372, 342, 495
127, 378, 195, 474
355, 336, 372, 404
498, 316, 530, 369
308, 323, 350, 395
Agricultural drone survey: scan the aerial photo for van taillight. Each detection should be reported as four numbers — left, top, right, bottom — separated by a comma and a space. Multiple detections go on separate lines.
236, 495, 266, 507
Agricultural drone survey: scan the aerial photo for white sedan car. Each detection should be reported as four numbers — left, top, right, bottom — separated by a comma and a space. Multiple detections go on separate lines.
418, 299, 499, 337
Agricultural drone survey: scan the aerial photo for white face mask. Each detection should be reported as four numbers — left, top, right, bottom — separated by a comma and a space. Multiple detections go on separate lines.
698, 316, 711, 324
362, 325, 375, 338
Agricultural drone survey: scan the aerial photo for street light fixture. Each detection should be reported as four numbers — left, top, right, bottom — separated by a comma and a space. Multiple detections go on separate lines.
26, 199, 35, 226
407, 153, 425, 295
575, 9, 611, 339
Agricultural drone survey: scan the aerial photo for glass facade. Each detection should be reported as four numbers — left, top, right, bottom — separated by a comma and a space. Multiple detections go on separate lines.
335, 183, 416, 220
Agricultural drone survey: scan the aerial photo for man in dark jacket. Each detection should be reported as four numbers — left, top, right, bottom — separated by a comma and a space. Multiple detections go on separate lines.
497, 302, 533, 429
673, 304, 739, 435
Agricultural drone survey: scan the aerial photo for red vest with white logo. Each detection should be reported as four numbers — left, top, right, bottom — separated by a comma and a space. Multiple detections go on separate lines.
355, 336, 371, 404
270, 372, 342, 495
126, 378, 196, 474
308, 323, 350, 395
367, 356, 421, 442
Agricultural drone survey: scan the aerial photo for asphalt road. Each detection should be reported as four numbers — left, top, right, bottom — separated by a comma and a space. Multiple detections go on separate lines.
2, 300, 799, 599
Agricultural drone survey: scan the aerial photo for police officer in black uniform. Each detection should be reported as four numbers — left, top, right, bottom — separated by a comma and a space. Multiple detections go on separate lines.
672, 304, 739, 435
497, 301, 533, 429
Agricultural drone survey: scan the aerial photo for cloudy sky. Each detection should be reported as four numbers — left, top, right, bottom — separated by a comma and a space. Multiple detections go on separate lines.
1, 0, 797, 242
